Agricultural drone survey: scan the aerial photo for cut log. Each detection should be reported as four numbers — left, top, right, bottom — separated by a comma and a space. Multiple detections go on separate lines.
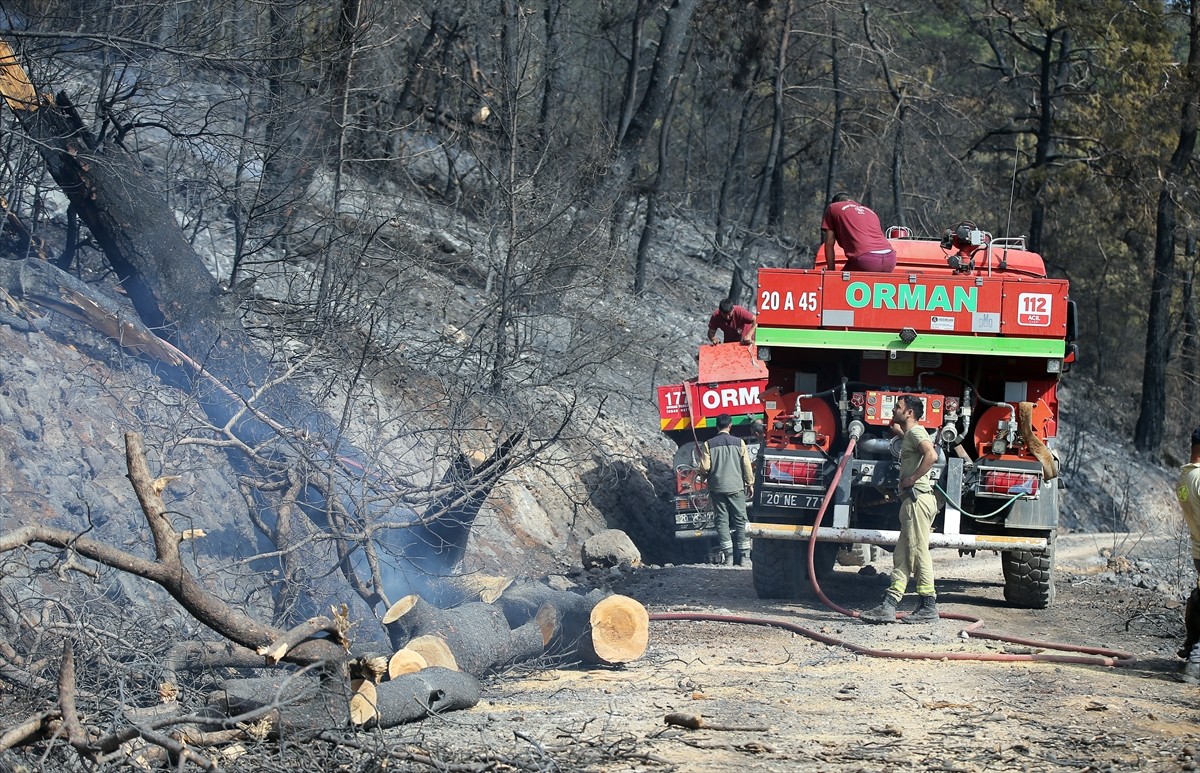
587, 595, 650, 665
384, 597, 550, 677
404, 635, 459, 671
220, 667, 480, 733
372, 668, 482, 729
497, 584, 649, 666
387, 649, 428, 679
348, 679, 378, 726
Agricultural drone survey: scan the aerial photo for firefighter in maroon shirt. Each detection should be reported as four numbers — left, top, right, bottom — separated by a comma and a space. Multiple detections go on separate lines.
821, 193, 897, 272
707, 298, 756, 345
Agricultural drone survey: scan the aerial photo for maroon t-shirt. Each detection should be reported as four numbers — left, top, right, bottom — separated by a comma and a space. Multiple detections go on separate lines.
708, 305, 755, 342
821, 201, 892, 258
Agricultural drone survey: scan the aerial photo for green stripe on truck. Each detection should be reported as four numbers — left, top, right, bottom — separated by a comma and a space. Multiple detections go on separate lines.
755, 328, 1064, 358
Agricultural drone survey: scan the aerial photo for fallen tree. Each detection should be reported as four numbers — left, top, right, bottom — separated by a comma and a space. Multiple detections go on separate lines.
0, 40, 521, 618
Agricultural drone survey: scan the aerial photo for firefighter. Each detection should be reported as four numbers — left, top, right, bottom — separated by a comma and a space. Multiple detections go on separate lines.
861, 395, 940, 623
699, 413, 754, 566
706, 298, 756, 345
1177, 427, 1200, 683
821, 193, 897, 272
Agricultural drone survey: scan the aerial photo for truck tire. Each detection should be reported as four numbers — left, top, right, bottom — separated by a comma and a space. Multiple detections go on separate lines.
751, 539, 803, 599
751, 538, 836, 600
1001, 538, 1056, 609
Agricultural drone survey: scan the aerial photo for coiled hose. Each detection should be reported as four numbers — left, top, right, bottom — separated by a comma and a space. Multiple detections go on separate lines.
650, 438, 1136, 667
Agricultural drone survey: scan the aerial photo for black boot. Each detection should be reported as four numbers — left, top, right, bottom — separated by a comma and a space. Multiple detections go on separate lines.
902, 594, 939, 623
861, 595, 898, 624
1180, 588, 1200, 658
733, 543, 751, 567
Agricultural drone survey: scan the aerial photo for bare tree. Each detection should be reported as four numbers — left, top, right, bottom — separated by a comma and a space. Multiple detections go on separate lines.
1136, 0, 1200, 454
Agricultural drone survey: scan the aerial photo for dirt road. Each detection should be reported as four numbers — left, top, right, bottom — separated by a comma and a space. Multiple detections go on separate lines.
414, 534, 1199, 772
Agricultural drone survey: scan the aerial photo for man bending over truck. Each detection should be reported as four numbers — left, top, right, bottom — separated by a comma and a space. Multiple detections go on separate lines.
707, 298, 756, 345
861, 395, 940, 624
821, 193, 897, 272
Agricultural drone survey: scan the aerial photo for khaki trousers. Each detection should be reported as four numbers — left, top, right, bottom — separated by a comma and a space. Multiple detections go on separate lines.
886, 491, 938, 601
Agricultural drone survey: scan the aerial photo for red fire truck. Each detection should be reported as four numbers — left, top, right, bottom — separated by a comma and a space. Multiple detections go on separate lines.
658, 223, 1076, 607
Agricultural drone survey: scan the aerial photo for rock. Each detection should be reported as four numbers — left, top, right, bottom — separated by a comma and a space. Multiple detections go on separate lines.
546, 574, 577, 591
581, 529, 642, 570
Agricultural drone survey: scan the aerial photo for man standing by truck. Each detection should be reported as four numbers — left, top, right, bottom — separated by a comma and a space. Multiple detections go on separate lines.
699, 413, 755, 566
861, 395, 940, 623
1176, 427, 1200, 683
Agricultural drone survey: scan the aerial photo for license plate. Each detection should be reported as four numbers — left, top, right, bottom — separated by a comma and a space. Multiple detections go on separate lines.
759, 490, 823, 509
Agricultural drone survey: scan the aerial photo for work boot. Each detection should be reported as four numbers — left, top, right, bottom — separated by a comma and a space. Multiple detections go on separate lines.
901, 594, 939, 624
1180, 588, 1200, 659
733, 545, 751, 567
860, 595, 899, 624
720, 548, 734, 566
1181, 643, 1200, 685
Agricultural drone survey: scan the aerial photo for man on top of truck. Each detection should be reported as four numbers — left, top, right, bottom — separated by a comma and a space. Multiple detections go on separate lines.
821, 193, 896, 272
707, 297, 756, 345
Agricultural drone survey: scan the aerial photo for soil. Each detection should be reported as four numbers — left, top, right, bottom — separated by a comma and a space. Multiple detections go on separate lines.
402, 534, 1200, 772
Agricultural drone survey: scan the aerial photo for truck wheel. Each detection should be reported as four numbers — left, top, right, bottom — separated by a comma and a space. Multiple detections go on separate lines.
751, 538, 804, 599
1001, 538, 1056, 609
751, 539, 836, 600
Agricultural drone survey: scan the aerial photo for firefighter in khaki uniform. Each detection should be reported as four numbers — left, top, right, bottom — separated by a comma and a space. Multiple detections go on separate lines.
861, 395, 940, 624
1176, 427, 1200, 683
699, 413, 755, 566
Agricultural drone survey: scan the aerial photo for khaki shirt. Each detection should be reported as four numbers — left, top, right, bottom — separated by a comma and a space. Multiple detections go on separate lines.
899, 425, 934, 494
1178, 462, 1200, 560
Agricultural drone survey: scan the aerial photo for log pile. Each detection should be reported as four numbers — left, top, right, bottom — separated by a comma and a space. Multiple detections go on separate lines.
383, 584, 650, 674
219, 585, 650, 732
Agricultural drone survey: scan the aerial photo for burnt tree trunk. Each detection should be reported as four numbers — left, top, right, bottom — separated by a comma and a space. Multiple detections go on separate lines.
1136, 2, 1200, 454
0, 45, 511, 612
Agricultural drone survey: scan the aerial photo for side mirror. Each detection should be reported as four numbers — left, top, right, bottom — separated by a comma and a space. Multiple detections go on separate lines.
1063, 342, 1079, 373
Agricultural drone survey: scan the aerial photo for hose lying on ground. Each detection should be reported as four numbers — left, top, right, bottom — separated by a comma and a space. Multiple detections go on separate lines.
650, 438, 1136, 668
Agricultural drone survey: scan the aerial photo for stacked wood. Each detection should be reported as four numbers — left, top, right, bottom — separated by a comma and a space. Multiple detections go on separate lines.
220, 667, 480, 733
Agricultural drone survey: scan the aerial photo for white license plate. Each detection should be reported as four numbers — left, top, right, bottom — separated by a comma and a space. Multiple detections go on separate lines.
759, 490, 823, 509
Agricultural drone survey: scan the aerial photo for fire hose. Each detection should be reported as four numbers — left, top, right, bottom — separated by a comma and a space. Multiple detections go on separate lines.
651, 437, 1136, 667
